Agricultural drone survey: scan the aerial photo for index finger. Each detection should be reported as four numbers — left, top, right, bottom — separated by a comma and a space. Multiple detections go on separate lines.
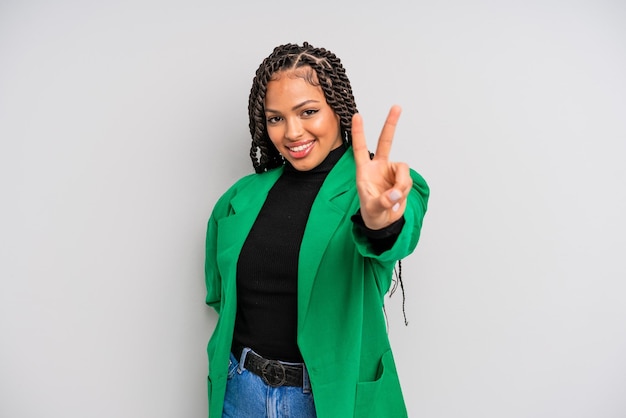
351, 112, 371, 167
374, 105, 402, 161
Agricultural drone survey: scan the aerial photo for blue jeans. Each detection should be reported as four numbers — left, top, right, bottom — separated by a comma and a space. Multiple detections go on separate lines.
222, 349, 317, 418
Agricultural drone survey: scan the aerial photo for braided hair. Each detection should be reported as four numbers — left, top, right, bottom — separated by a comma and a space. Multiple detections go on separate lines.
248, 42, 358, 173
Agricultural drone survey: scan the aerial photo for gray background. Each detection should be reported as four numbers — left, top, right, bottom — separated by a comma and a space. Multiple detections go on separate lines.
1, 0, 625, 417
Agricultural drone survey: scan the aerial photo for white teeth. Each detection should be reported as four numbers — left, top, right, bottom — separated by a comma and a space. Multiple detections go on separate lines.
289, 142, 313, 152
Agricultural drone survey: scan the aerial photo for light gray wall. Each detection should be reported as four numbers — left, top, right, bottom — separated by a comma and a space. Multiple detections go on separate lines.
1, 1, 625, 417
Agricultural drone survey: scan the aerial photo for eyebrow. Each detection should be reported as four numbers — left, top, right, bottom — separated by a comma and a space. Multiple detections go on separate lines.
265, 99, 320, 114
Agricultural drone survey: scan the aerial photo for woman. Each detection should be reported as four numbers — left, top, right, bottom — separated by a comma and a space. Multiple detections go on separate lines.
205, 42, 429, 417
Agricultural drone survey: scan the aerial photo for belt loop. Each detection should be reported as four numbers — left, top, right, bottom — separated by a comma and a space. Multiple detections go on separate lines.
238, 347, 251, 373
302, 364, 311, 394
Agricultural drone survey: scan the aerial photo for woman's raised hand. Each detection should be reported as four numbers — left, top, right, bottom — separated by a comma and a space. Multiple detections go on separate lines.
351, 105, 412, 230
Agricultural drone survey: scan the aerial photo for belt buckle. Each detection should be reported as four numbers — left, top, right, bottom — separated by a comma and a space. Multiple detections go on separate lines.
260, 359, 287, 387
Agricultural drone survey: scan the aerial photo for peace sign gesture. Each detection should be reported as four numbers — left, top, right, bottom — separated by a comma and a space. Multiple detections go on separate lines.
352, 105, 412, 230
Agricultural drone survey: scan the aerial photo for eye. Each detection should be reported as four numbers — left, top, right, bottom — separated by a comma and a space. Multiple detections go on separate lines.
302, 109, 319, 117
266, 115, 282, 124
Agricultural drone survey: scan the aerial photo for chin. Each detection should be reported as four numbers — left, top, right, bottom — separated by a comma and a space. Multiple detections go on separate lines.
291, 160, 316, 172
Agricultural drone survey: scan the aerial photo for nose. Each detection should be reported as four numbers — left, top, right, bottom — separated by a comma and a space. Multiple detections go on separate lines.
284, 117, 304, 141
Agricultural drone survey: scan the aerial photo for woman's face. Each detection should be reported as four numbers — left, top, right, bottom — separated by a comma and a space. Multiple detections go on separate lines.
264, 69, 342, 172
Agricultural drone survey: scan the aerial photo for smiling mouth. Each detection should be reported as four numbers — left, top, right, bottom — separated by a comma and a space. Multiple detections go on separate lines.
287, 141, 314, 152
284, 140, 315, 159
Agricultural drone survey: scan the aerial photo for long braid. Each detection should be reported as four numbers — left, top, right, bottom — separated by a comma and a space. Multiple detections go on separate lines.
248, 42, 358, 173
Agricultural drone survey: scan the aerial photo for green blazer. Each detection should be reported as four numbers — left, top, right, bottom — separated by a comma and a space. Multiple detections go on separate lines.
205, 149, 429, 417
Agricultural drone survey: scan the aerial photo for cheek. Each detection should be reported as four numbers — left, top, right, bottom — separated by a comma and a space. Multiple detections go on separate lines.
266, 126, 282, 147
311, 117, 339, 139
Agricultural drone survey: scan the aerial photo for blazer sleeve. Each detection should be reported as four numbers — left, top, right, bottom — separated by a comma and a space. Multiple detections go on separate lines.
351, 168, 430, 289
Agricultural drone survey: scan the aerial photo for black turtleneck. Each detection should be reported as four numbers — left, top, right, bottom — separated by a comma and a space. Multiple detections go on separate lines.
233, 146, 403, 362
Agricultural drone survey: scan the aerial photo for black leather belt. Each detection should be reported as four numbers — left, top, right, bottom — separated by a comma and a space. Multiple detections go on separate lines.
239, 348, 305, 387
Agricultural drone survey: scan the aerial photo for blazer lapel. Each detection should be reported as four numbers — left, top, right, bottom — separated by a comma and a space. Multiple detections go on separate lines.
298, 151, 356, 327
216, 168, 283, 294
